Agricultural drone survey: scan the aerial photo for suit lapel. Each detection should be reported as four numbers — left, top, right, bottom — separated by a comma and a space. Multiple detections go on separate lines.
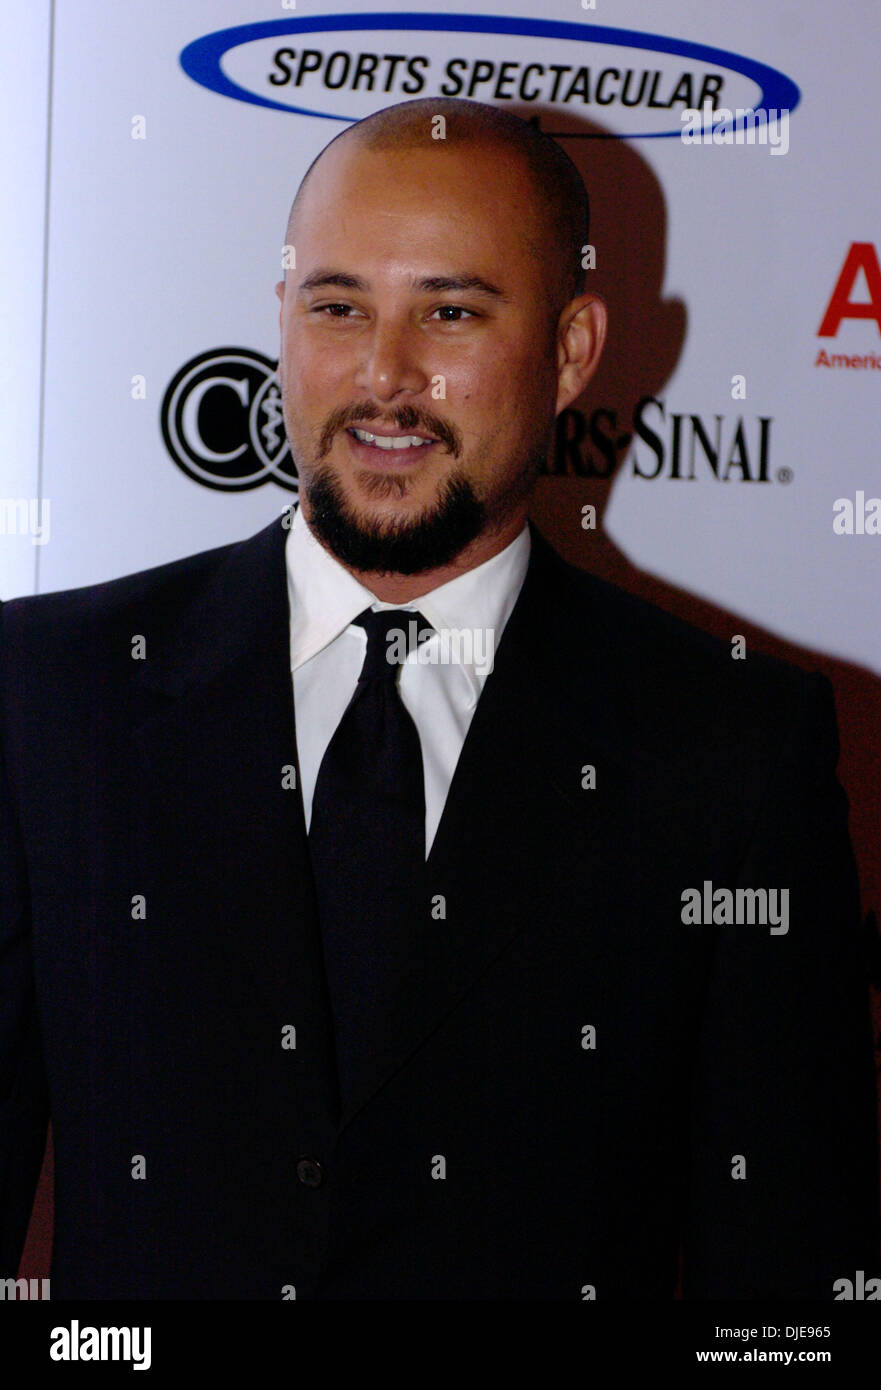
129, 514, 339, 1122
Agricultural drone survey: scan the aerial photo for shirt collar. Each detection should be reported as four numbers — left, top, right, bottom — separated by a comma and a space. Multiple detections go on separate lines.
286, 503, 530, 706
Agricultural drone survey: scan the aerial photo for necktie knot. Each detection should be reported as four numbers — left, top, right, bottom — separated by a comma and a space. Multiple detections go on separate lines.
354, 607, 433, 681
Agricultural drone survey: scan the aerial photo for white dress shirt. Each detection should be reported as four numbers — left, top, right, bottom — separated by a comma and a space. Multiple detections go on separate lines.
286, 502, 531, 855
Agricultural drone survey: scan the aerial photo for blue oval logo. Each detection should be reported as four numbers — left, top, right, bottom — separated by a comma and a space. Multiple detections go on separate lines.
179, 12, 800, 140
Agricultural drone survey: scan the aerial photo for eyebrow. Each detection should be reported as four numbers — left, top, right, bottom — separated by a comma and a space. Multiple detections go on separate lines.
296, 269, 508, 301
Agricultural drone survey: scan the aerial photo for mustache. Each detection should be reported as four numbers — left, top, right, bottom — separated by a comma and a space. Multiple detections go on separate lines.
316, 403, 462, 459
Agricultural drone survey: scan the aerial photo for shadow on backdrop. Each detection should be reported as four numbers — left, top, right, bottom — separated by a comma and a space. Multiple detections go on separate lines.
522, 102, 881, 1116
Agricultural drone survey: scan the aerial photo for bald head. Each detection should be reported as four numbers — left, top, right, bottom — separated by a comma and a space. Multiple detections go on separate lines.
284, 97, 590, 321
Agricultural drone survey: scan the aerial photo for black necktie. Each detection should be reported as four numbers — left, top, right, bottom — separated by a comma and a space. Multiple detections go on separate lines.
308, 607, 432, 1107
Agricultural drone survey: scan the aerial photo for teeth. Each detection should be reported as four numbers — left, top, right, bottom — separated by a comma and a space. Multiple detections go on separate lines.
352, 429, 433, 450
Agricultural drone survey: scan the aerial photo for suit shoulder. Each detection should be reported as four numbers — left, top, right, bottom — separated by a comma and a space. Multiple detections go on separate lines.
545, 545, 825, 731
0, 533, 243, 653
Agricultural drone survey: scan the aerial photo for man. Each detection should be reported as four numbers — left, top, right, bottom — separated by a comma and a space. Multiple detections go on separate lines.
1, 98, 878, 1300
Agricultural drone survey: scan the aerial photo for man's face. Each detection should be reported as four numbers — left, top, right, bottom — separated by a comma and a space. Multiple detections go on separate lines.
276, 138, 564, 573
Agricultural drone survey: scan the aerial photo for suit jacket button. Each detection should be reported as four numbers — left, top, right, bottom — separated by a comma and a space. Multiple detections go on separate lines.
296, 1156, 324, 1188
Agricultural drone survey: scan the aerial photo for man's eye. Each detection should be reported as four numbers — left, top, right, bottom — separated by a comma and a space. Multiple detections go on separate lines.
432, 305, 477, 322
311, 303, 360, 318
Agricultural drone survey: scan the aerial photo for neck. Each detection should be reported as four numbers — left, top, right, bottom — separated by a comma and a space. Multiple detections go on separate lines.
302, 505, 528, 603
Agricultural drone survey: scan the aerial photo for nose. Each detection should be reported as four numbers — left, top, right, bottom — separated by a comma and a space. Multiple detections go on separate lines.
354, 318, 429, 402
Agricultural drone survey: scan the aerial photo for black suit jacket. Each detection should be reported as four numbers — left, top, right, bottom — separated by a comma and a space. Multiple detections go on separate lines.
1, 514, 878, 1299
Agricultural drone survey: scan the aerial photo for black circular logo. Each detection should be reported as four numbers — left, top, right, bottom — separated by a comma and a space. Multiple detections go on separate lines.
160, 347, 298, 492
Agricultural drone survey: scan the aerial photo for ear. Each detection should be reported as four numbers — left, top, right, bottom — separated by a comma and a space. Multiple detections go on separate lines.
554, 293, 608, 415
275, 280, 285, 382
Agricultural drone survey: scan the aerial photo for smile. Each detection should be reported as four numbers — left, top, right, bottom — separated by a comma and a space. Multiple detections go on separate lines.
349, 427, 438, 451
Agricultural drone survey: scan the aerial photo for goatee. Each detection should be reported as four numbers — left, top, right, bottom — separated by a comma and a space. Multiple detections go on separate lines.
303, 466, 488, 575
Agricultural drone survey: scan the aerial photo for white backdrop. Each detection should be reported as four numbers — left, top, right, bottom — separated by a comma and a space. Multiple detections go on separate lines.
2, 0, 879, 675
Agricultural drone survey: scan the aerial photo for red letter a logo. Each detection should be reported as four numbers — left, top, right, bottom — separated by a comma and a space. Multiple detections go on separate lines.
817, 243, 881, 337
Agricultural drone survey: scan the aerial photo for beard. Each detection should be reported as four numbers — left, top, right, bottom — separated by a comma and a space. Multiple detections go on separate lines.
302, 464, 488, 575
287, 398, 550, 575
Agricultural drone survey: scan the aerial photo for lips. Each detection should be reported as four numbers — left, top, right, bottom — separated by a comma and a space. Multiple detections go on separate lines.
344, 426, 438, 469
